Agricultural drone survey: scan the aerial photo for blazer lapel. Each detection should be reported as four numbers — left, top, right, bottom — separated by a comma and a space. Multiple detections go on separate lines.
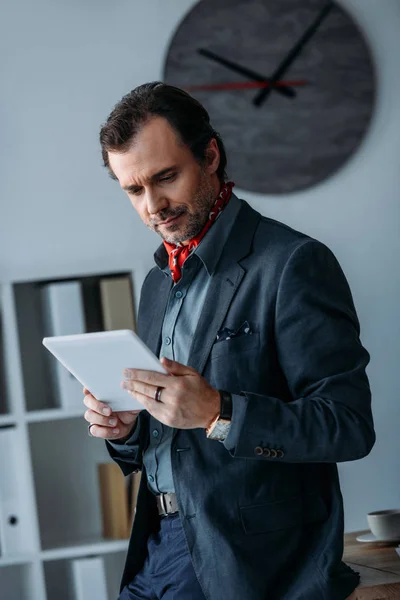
188, 200, 260, 375
187, 264, 244, 375
138, 271, 172, 357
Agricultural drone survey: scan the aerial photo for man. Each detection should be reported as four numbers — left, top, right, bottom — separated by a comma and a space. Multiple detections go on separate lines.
84, 82, 375, 600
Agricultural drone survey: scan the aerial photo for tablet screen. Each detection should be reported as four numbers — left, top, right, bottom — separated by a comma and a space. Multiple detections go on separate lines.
42, 329, 167, 412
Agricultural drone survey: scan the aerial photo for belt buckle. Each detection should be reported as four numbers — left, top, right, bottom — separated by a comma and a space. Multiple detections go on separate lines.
159, 493, 167, 516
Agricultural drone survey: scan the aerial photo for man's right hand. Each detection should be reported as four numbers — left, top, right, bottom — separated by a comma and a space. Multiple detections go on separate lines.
83, 387, 141, 441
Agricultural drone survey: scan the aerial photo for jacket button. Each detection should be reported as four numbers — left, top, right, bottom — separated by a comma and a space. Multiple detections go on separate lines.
263, 448, 271, 458
276, 449, 284, 458
270, 449, 278, 458
254, 446, 263, 456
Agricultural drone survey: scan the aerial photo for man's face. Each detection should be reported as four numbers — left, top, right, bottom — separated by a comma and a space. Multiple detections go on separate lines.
108, 117, 221, 245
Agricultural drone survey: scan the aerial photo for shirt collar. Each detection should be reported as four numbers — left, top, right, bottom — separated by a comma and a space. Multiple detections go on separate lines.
153, 193, 241, 275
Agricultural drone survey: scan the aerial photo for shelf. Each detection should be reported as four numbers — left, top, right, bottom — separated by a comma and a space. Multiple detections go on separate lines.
13, 272, 135, 413
41, 538, 129, 561
0, 542, 129, 572
0, 555, 34, 567
0, 414, 16, 427
0, 270, 138, 600
9, 266, 134, 286
28, 418, 116, 551
43, 549, 126, 600
25, 407, 84, 423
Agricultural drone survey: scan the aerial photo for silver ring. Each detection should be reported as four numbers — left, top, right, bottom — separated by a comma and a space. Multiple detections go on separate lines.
88, 424, 95, 437
154, 386, 163, 402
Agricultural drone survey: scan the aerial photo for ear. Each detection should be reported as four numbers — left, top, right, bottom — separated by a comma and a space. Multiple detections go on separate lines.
205, 137, 220, 176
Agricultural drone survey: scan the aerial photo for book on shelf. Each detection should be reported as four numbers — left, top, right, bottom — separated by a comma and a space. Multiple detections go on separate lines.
98, 463, 130, 539
0, 426, 24, 556
41, 281, 86, 410
70, 556, 108, 600
99, 276, 136, 332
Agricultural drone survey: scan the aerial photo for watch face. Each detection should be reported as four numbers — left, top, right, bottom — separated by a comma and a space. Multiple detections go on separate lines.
208, 419, 231, 441
164, 0, 376, 194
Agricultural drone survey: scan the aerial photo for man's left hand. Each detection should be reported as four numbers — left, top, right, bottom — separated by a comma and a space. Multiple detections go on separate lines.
121, 357, 220, 429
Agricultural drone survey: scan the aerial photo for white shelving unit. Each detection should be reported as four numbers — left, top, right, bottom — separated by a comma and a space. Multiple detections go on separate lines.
0, 268, 136, 600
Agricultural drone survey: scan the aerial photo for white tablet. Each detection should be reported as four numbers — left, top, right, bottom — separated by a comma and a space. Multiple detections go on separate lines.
42, 329, 167, 412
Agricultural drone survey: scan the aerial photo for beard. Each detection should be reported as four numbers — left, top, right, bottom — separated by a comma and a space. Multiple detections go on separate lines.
148, 171, 216, 245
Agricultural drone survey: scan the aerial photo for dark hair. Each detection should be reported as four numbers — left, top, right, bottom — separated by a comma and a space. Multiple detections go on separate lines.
99, 81, 227, 182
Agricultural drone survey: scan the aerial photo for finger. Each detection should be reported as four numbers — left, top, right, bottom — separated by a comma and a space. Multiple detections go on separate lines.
84, 409, 121, 429
126, 390, 150, 408
160, 357, 198, 376
121, 380, 158, 400
123, 368, 170, 387
132, 389, 166, 418
83, 386, 100, 400
88, 424, 122, 440
118, 409, 142, 425
83, 392, 112, 417
131, 391, 176, 428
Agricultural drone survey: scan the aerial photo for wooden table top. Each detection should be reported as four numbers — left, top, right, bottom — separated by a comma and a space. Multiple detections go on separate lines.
343, 530, 400, 599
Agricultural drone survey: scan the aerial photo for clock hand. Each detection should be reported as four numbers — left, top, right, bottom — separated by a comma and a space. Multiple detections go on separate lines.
185, 80, 307, 92
253, 1, 334, 107
198, 48, 296, 99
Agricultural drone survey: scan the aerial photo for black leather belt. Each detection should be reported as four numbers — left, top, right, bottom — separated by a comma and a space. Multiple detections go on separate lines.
155, 492, 179, 517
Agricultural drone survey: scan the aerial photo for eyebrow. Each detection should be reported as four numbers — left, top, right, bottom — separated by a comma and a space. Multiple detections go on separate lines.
122, 166, 178, 193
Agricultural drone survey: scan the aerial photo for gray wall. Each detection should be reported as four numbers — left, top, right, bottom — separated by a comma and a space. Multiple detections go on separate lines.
1, 0, 399, 532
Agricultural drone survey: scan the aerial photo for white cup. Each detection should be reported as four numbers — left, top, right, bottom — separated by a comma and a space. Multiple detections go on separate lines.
367, 509, 400, 540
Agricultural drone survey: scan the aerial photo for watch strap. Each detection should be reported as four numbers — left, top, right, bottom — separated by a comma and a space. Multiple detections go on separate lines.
205, 390, 232, 439
219, 390, 233, 420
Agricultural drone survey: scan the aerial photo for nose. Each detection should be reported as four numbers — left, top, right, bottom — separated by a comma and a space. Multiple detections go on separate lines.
146, 189, 168, 216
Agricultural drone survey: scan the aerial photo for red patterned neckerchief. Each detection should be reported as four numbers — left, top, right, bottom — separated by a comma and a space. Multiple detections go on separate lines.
163, 181, 235, 284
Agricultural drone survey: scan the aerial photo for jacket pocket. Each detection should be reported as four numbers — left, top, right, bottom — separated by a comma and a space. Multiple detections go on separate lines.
240, 493, 328, 535
211, 332, 260, 360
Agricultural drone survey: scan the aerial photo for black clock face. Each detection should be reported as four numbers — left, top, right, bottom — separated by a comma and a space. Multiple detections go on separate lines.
164, 0, 376, 194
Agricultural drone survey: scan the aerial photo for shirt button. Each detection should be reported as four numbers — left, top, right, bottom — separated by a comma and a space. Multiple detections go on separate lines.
148, 475, 154, 483
152, 429, 159, 438
165, 337, 172, 345
175, 291, 183, 299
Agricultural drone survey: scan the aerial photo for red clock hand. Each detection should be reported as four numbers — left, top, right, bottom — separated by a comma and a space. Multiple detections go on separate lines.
197, 48, 296, 99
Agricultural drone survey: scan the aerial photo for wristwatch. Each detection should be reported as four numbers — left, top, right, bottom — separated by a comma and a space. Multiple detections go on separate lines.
206, 390, 232, 441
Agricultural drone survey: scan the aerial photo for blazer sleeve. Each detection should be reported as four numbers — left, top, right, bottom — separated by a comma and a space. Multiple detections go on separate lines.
105, 410, 149, 476
224, 239, 375, 463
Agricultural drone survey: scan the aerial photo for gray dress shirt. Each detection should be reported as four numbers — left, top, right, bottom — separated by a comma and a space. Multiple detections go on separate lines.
110, 194, 241, 494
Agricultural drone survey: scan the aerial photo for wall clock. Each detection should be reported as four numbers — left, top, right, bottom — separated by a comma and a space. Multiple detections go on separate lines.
163, 0, 376, 194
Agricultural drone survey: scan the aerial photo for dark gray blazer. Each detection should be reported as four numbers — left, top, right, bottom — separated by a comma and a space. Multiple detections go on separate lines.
108, 199, 375, 600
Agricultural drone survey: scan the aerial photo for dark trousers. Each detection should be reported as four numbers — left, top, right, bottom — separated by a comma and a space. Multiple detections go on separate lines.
118, 513, 205, 600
